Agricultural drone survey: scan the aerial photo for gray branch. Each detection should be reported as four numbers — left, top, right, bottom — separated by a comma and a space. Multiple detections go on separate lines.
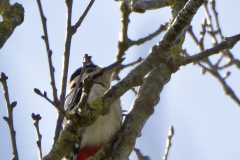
181, 33, 240, 66
0, 1, 24, 49
123, 0, 170, 13
0, 72, 19, 160
163, 126, 174, 160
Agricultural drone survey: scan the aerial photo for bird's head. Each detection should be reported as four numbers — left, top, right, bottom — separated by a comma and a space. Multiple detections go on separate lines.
69, 58, 125, 90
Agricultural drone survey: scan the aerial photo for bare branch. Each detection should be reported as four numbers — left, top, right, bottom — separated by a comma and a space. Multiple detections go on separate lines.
0, 72, 19, 160
68, 55, 88, 110
100, 0, 204, 117
231, 59, 240, 69
53, 0, 94, 144
116, 5, 131, 61
198, 62, 212, 75
203, 0, 218, 46
34, 89, 54, 104
130, 23, 168, 46
163, 126, 174, 160
53, 0, 95, 145
186, 2, 240, 106
31, 113, 43, 160
113, 2, 167, 80
134, 148, 150, 160
76, 76, 94, 116
43, 122, 84, 160
210, 0, 223, 40
121, 57, 143, 69
130, 0, 170, 13
214, 72, 240, 106
33, 88, 66, 117
72, 0, 95, 34
181, 33, 240, 65
107, 64, 172, 159
112, 4, 131, 81
187, 23, 206, 52
36, 0, 59, 106
0, 1, 24, 49
130, 87, 137, 95
55, 0, 73, 144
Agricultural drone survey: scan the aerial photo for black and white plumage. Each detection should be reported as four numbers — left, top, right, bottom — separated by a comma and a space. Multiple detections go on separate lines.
63, 59, 124, 160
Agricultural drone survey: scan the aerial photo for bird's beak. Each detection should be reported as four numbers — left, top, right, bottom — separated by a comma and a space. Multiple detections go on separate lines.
103, 58, 125, 74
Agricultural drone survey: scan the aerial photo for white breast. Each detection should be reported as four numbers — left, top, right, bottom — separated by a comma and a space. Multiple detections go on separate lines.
80, 84, 122, 148
63, 83, 122, 148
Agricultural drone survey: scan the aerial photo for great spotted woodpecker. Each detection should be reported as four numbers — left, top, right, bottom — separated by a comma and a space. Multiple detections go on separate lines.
63, 59, 124, 160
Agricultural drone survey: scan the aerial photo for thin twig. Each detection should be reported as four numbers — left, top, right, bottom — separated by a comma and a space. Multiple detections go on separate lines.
203, 0, 217, 45
134, 148, 150, 160
33, 88, 66, 116
34, 89, 54, 104
68, 54, 91, 108
116, 5, 131, 61
68, 62, 87, 108
72, 0, 95, 34
213, 71, 240, 105
55, 0, 96, 144
181, 33, 240, 65
130, 87, 137, 95
210, 0, 223, 40
117, 57, 142, 95
31, 113, 43, 160
130, 23, 168, 46
54, 0, 74, 145
163, 126, 174, 160
198, 62, 213, 74
186, 1, 240, 106
36, 0, 59, 105
120, 57, 143, 70
114, 2, 167, 81
77, 76, 94, 116
0, 72, 19, 160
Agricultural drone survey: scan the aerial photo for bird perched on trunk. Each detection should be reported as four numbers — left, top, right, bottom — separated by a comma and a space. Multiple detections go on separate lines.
63, 58, 124, 160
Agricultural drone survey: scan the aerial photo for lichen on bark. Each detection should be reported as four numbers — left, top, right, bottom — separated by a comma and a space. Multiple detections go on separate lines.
0, 2, 24, 48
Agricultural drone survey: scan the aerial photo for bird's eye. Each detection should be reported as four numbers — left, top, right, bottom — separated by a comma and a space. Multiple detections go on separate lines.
70, 83, 76, 89
86, 68, 94, 73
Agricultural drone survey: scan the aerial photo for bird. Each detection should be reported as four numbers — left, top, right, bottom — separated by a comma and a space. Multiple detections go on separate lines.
62, 58, 124, 160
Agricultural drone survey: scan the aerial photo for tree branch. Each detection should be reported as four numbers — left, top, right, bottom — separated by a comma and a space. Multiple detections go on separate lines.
130, 0, 170, 13
121, 57, 143, 69
113, 2, 167, 80
76, 76, 94, 116
53, 0, 95, 145
181, 33, 240, 66
130, 23, 168, 46
43, 76, 95, 160
33, 89, 53, 104
210, 0, 223, 40
0, 72, 19, 160
72, 0, 95, 34
163, 126, 174, 160
107, 64, 172, 159
31, 113, 43, 160
36, 0, 60, 110
55, 0, 74, 145
67, 55, 90, 111
134, 148, 150, 160
0, 1, 24, 49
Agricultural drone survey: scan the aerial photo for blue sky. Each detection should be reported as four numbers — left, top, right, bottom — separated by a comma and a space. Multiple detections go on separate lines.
0, 0, 240, 160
